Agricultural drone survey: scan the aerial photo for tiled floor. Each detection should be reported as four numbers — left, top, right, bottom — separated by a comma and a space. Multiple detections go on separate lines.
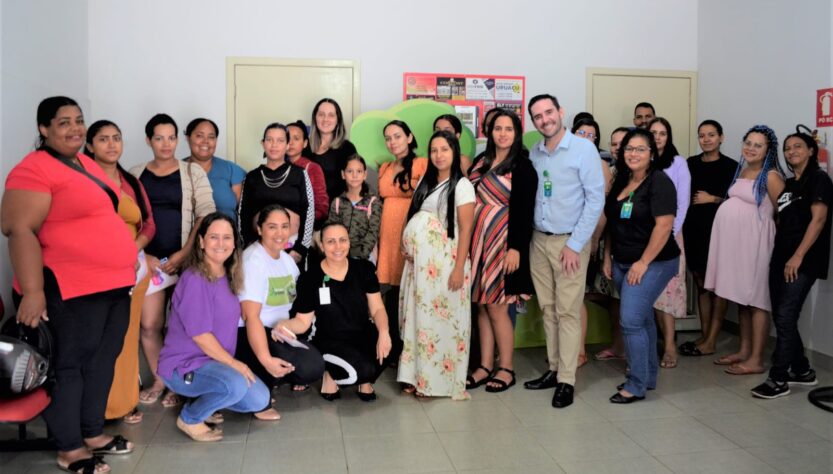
3, 333, 833, 473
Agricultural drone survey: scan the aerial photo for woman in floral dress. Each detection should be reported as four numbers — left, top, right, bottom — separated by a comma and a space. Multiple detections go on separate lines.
398, 131, 475, 399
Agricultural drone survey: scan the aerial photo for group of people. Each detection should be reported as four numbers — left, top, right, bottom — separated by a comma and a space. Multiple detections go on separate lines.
1, 92, 829, 473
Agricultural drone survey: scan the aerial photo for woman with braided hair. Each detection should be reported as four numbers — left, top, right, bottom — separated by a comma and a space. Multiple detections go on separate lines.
704, 125, 785, 375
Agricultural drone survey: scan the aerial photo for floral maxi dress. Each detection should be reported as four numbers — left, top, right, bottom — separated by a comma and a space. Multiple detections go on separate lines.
397, 179, 475, 400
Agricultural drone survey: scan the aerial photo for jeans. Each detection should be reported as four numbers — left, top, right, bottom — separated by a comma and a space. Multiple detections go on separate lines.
613, 257, 679, 397
769, 269, 816, 382
163, 361, 270, 424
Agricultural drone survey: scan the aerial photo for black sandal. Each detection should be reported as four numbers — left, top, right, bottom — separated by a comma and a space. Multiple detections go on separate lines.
485, 367, 516, 393
58, 455, 107, 473
466, 365, 493, 389
90, 434, 133, 455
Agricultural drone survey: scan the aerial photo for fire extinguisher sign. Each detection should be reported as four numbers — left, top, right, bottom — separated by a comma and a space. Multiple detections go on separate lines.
819, 88, 833, 127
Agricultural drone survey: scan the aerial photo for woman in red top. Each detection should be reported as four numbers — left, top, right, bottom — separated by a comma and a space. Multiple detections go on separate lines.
1, 97, 138, 473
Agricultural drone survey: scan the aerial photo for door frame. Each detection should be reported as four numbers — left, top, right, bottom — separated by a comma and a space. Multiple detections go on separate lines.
586, 67, 698, 156
225, 57, 361, 163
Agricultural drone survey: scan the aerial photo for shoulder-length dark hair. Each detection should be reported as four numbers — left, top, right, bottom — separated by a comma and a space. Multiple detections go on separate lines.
86, 120, 150, 221
309, 98, 347, 151
475, 108, 526, 176
384, 120, 419, 192
406, 131, 464, 239
647, 117, 678, 170
571, 117, 601, 150
433, 114, 463, 135
187, 212, 243, 294
610, 128, 661, 199
782, 131, 819, 192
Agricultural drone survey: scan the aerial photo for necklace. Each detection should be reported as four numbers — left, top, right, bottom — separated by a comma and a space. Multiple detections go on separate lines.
261, 164, 291, 189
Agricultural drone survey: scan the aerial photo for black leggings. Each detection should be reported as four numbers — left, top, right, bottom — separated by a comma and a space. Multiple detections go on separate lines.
16, 269, 130, 451
313, 330, 388, 386
235, 327, 325, 387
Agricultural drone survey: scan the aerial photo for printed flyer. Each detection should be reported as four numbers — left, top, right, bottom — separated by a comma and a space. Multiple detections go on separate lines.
403, 72, 525, 138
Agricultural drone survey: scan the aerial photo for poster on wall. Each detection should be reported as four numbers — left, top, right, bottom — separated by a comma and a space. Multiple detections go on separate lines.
817, 87, 833, 174
404, 72, 525, 138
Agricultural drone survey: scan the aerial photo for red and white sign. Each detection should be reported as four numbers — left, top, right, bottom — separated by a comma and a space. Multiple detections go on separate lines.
404, 72, 525, 138
818, 88, 833, 127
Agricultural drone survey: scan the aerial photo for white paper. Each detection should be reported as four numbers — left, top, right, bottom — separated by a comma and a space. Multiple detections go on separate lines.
146, 270, 178, 296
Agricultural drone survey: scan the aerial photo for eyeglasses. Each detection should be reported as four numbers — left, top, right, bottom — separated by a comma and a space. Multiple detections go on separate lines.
624, 146, 650, 154
575, 129, 596, 140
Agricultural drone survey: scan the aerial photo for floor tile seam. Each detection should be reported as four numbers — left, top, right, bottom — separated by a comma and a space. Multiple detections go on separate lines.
615, 416, 743, 454
691, 410, 828, 446
741, 446, 794, 474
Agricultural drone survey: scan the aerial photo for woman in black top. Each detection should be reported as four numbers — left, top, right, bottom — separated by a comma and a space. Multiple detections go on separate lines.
306, 98, 358, 202
751, 131, 833, 399
680, 120, 738, 358
603, 128, 679, 403
239, 123, 314, 263
273, 222, 393, 402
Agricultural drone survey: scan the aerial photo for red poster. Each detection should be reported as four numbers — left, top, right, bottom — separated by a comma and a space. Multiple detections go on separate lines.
404, 72, 525, 138
818, 88, 833, 127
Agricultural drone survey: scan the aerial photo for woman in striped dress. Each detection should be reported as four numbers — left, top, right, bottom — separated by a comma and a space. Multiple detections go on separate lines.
468, 109, 537, 393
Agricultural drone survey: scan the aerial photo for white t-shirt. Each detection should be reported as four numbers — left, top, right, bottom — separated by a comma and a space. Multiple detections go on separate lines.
419, 178, 476, 230
239, 242, 300, 328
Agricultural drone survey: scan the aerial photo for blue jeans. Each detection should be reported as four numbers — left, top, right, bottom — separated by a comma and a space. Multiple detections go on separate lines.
163, 361, 271, 424
768, 268, 816, 382
613, 257, 679, 397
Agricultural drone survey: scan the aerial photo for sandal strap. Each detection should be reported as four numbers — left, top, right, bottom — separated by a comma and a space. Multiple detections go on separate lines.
64, 456, 105, 474
92, 434, 129, 453
494, 367, 515, 376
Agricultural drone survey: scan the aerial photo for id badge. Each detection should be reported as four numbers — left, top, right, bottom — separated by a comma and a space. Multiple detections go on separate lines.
319, 287, 331, 305
620, 201, 633, 219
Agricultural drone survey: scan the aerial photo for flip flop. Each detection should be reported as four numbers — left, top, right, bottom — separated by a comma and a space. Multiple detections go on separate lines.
138, 388, 163, 405
122, 408, 143, 425
161, 391, 182, 408
594, 348, 624, 360
679, 343, 714, 357
292, 384, 310, 392
725, 364, 765, 375
714, 355, 744, 366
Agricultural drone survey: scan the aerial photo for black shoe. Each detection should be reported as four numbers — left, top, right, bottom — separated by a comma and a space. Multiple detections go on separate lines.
357, 389, 377, 402
551, 383, 574, 408
787, 369, 818, 386
466, 365, 493, 390
524, 370, 558, 390
751, 379, 790, 399
609, 392, 644, 404
320, 389, 341, 402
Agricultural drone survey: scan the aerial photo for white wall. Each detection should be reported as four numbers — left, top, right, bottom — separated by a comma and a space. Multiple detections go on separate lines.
0, 0, 90, 308
86, 0, 698, 169
699, 0, 833, 356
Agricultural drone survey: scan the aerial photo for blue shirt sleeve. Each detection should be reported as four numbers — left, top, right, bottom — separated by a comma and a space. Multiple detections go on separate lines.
230, 161, 246, 186
566, 152, 606, 252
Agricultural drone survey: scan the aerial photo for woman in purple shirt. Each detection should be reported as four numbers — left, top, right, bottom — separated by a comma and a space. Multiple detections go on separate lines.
648, 118, 691, 370
158, 212, 274, 442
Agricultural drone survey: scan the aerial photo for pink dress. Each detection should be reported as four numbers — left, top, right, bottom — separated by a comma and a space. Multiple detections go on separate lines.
704, 179, 774, 311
